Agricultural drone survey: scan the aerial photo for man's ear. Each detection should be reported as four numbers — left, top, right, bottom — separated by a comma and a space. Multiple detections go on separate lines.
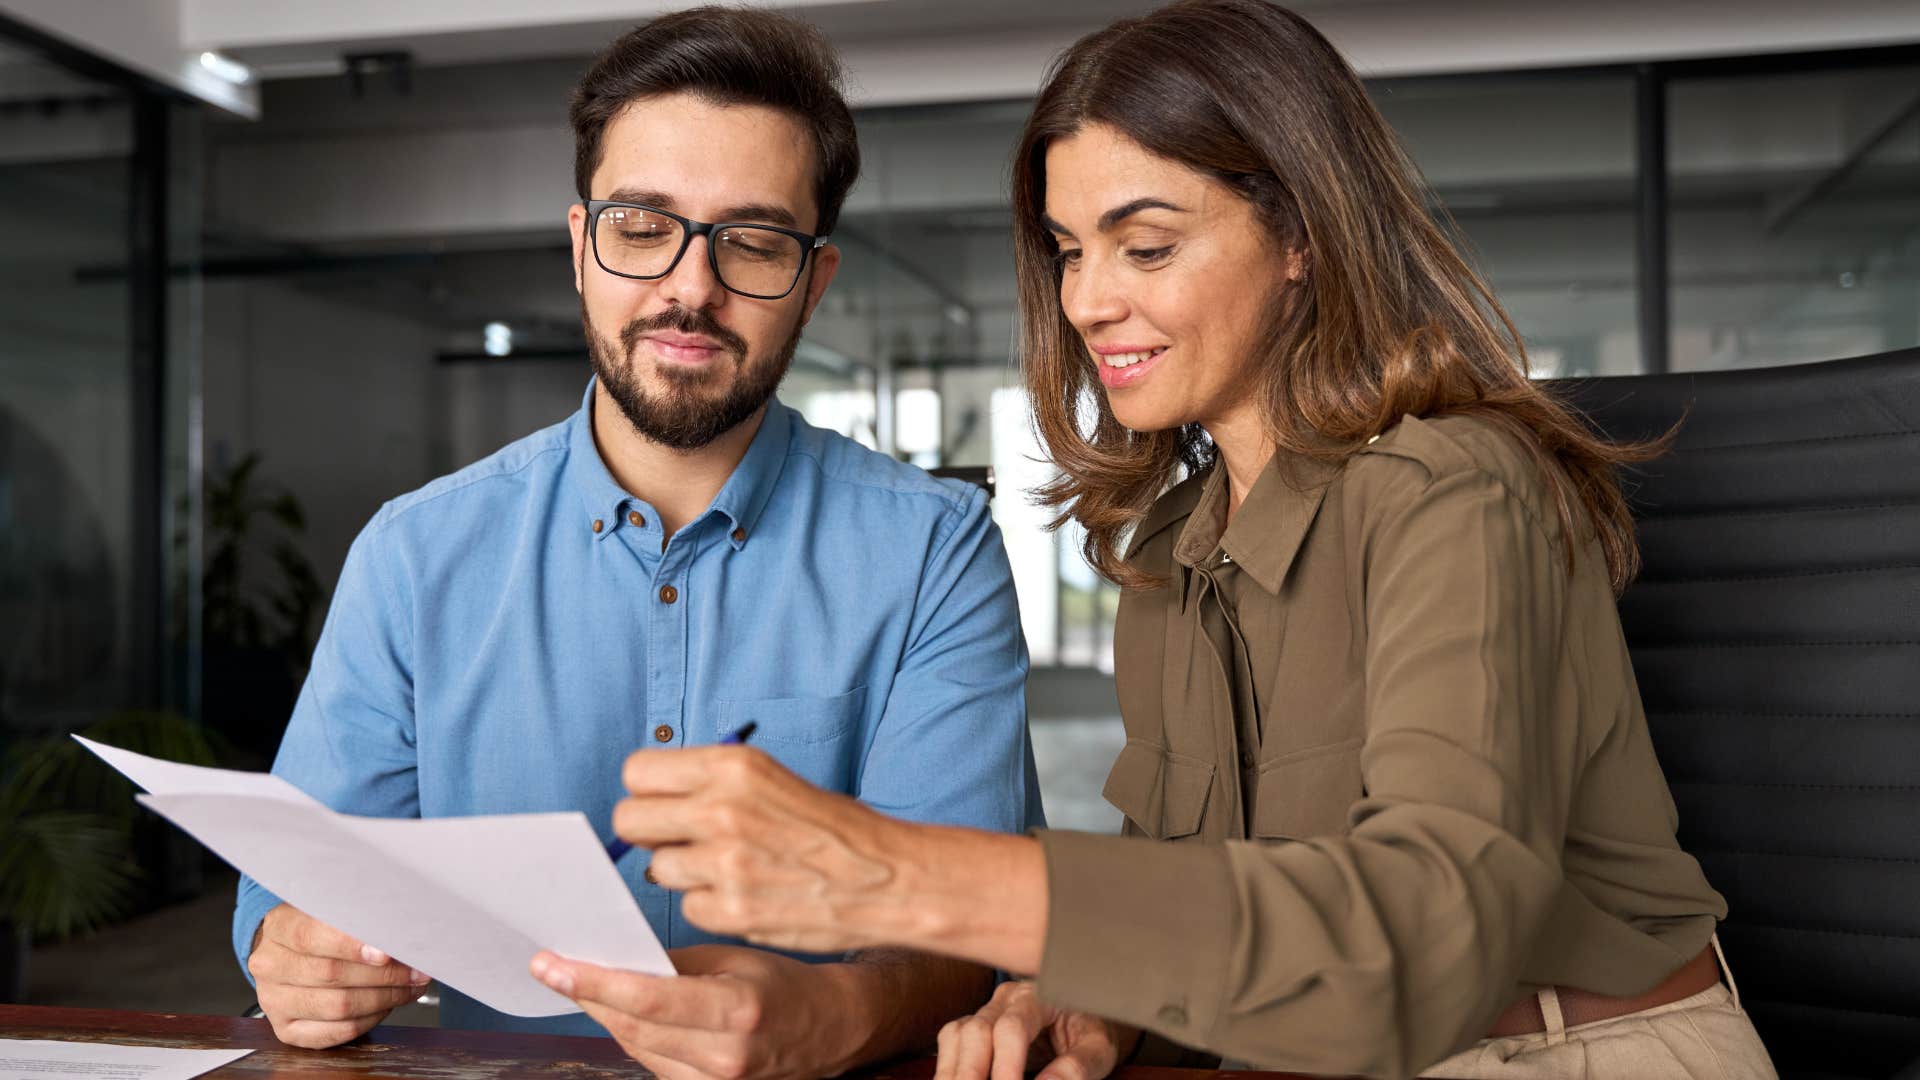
568, 203, 589, 295
797, 243, 841, 326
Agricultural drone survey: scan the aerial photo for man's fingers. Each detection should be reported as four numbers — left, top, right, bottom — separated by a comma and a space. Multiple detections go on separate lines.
269, 1011, 386, 1050
571, 996, 749, 1080
260, 983, 422, 1025
250, 940, 428, 989
531, 953, 736, 1031
266, 906, 390, 966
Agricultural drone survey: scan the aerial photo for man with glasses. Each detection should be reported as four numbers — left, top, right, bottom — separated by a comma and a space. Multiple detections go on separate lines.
232, 8, 1040, 1077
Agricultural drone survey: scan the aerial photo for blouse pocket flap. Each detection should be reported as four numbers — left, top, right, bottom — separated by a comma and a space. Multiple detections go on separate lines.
1101, 739, 1215, 840
1252, 737, 1365, 840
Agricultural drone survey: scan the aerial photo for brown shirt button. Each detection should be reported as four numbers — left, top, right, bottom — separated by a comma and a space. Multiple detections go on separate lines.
1239, 748, 1256, 770
628, 510, 645, 528
591, 519, 603, 533
731, 527, 746, 542
653, 724, 674, 743
643, 866, 659, 885
659, 584, 678, 604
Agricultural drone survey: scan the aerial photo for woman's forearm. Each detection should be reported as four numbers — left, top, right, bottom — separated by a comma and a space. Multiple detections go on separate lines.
618, 745, 1054, 968
868, 820, 1051, 976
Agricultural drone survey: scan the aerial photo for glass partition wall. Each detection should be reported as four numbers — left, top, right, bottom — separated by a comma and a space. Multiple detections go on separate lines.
1669, 62, 1920, 369
0, 35, 202, 741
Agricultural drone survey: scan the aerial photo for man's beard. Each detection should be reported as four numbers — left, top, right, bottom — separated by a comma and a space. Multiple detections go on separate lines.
585, 302, 800, 452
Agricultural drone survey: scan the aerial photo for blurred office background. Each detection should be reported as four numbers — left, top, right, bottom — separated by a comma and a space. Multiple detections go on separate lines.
1, 0, 1916, 1015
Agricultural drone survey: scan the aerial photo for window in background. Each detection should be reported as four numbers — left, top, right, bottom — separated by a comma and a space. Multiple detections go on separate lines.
1668, 64, 1920, 370
1373, 73, 1644, 379
817, 102, 1127, 674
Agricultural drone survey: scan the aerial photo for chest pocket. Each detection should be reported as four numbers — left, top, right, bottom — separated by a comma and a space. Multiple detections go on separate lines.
1251, 736, 1365, 840
719, 685, 867, 793
1101, 739, 1215, 841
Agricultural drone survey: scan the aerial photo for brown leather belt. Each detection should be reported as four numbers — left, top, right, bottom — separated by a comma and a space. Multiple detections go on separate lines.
1486, 947, 1721, 1039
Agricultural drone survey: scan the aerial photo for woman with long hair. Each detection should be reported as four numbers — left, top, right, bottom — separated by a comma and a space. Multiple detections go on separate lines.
556, 2, 1779, 1075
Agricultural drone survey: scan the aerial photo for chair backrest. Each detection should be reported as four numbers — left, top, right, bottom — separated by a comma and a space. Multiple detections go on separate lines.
929, 465, 996, 500
1550, 350, 1920, 1080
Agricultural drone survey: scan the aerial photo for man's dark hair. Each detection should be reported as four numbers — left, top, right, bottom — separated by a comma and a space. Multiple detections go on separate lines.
569, 6, 861, 237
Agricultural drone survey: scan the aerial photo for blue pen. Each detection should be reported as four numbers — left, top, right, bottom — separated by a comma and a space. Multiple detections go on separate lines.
605, 721, 757, 864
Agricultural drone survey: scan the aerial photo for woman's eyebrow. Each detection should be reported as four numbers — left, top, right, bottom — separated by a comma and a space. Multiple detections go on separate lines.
1099, 197, 1186, 231
1043, 198, 1186, 240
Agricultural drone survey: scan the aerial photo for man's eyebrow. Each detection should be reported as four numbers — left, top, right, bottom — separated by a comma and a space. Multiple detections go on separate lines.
717, 203, 800, 229
600, 190, 801, 230
605, 188, 676, 210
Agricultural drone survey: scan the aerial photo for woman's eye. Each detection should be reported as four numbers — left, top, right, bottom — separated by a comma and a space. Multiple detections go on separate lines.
1055, 249, 1083, 270
1125, 245, 1173, 265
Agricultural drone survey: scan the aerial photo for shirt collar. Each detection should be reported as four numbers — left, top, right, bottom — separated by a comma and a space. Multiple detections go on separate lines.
567, 379, 637, 542
1171, 451, 1340, 595
565, 377, 793, 548
705, 398, 791, 548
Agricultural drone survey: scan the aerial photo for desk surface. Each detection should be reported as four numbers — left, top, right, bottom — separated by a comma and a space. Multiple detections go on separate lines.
0, 1005, 1315, 1080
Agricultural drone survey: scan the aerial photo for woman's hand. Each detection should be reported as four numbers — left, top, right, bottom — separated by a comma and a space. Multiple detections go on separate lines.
617, 745, 1050, 973
936, 981, 1138, 1080
619, 745, 926, 954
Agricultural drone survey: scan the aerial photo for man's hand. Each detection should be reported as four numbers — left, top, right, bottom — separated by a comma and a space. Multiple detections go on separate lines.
247, 903, 430, 1048
530, 944, 866, 1080
936, 981, 1137, 1080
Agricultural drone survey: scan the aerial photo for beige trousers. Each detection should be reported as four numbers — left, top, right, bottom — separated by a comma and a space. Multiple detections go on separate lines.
1421, 939, 1778, 1079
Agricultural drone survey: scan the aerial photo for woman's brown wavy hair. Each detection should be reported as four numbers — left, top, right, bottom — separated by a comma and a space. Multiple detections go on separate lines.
1015, 0, 1663, 594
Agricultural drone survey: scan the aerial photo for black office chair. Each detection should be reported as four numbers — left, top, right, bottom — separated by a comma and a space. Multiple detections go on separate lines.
930, 464, 996, 500
1551, 349, 1920, 1080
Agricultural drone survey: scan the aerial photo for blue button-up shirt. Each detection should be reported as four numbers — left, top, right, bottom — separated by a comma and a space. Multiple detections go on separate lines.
233, 381, 1041, 1035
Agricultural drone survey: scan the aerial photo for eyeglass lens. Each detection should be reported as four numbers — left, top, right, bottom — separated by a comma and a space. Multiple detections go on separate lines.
594, 206, 806, 298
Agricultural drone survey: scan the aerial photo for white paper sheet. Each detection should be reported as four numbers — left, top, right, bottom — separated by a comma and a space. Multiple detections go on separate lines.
75, 736, 675, 1017
0, 1039, 251, 1080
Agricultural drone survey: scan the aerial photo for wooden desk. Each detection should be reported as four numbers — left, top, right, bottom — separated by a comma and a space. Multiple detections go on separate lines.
0, 1005, 1318, 1080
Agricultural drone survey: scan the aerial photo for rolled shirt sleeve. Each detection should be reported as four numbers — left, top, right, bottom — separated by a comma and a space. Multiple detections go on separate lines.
857, 484, 1044, 833
1039, 462, 1576, 1079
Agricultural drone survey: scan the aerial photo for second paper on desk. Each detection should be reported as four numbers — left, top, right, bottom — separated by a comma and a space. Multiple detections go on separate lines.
76, 736, 674, 1017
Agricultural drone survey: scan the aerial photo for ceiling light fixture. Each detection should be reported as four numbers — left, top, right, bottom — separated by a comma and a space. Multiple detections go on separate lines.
198, 51, 254, 86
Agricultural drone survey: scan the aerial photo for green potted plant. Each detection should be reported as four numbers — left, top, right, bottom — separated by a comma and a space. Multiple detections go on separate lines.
182, 453, 322, 761
0, 710, 218, 1003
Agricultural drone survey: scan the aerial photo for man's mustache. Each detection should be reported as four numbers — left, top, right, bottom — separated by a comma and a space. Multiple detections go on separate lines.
618, 307, 749, 360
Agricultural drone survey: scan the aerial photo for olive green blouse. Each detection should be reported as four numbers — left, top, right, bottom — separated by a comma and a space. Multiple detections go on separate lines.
1035, 413, 1726, 1079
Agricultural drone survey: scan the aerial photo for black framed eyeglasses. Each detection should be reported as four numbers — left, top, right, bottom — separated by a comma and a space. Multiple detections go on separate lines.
582, 200, 828, 301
